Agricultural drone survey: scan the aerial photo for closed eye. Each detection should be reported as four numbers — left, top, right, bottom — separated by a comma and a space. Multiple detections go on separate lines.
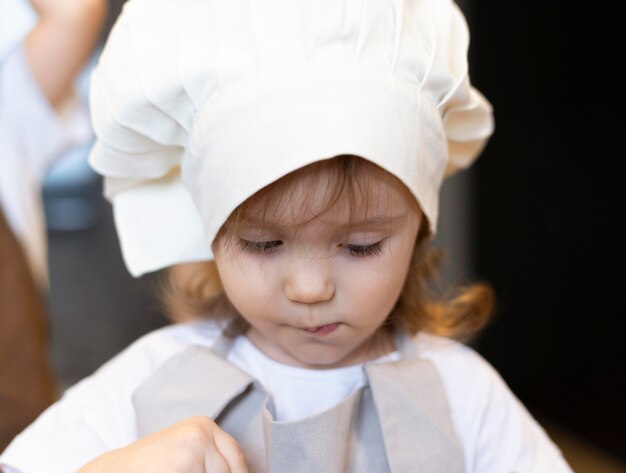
238, 239, 283, 254
342, 242, 383, 257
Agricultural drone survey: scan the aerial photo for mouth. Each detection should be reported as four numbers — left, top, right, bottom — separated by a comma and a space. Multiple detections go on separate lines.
301, 323, 340, 336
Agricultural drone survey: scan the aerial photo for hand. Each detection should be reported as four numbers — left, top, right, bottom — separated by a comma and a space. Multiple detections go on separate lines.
25, 0, 108, 109
77, 416, 249, 473
29, 0, 107, 24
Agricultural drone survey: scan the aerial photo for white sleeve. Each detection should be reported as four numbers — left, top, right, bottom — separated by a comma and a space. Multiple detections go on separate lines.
0, 43, 93, 182
0, 323, 221, 473
416, 335, 574, 473
0, 0, 36, 63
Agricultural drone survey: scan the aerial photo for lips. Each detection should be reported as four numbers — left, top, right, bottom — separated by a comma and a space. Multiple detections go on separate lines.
302, 323, 340, 336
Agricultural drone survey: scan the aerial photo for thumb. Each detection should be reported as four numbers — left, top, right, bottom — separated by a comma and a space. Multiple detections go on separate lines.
213, 429, 249, 473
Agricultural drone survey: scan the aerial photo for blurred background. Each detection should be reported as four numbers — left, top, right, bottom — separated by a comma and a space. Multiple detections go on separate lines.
36, 0, 623, 471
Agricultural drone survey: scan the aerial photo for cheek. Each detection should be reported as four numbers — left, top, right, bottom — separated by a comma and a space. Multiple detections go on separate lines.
357, 241, 414, 312
342, 258, 409, 321
215, 254, 277, 312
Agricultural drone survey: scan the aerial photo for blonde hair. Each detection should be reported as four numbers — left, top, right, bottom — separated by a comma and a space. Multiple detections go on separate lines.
160, 156, 494, 341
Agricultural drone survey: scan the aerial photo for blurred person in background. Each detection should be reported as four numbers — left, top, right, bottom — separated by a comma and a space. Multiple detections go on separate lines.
0, 0, 107, 451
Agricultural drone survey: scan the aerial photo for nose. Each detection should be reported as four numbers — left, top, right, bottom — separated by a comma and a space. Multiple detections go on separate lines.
284, 257, 335, 304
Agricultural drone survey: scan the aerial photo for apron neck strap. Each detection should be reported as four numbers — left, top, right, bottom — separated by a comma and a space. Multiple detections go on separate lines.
393, 327, 420, 359
132, 344, 254, 436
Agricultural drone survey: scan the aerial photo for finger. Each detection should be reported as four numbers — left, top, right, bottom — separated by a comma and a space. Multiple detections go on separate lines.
214, 430, 249, 473
204, 448, 231, 473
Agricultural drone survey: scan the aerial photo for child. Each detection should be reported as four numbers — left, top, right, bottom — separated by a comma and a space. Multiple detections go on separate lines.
0, 0, 574, 471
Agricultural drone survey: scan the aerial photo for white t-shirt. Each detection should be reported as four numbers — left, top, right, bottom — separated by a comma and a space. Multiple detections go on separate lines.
0, 0, 92, 288
0, 321, 573, 473
230, 334, 401, 422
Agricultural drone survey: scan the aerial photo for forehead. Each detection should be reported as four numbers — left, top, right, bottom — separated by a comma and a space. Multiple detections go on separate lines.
237, 159, 419, 228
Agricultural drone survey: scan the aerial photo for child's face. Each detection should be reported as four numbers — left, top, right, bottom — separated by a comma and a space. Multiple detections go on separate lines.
213, 168, 422, 369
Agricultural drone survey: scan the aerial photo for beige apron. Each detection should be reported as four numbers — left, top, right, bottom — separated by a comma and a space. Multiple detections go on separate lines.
132, 331, 464, 473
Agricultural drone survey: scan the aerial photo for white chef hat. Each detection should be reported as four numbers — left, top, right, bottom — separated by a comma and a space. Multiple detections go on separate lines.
88, 0, 494, 277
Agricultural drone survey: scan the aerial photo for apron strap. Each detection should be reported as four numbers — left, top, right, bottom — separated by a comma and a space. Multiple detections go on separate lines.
393, 328, 420, 359
132, 344, 254, 436
365, 358, 464, 473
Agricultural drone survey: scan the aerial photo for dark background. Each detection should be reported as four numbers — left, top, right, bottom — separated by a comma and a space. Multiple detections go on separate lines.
466, 1, 624, 460
45, 0, 623, 465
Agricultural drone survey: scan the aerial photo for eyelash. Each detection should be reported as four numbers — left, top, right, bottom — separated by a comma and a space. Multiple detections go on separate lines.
237, 239, 283, 254
342, 242, 383, 257
237, 239, 383, 257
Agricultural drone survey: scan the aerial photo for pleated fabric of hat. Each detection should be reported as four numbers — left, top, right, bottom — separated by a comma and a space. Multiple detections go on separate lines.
88, 0, 494, 277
